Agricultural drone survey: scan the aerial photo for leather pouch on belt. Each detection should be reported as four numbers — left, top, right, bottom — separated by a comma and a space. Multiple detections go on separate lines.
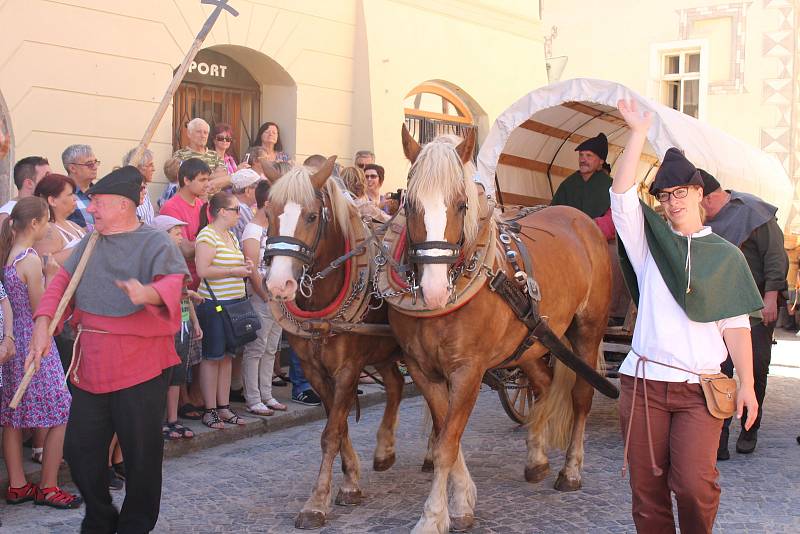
699, 373, 737, 419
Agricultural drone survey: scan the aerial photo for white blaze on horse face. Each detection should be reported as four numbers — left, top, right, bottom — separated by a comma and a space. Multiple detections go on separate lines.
266, 201, 302, 299
419, 193, 451, 309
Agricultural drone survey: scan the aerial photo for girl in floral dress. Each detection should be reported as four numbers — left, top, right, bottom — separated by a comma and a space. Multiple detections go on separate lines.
0, 197, 80, 509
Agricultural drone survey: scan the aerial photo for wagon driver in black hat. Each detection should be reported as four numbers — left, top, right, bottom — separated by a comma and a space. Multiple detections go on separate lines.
26, 165, 189, 533
551, 132, 630, 323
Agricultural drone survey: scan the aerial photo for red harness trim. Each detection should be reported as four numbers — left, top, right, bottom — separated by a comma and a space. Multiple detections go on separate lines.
389, 225, 479, 318
286, 239, 352, 319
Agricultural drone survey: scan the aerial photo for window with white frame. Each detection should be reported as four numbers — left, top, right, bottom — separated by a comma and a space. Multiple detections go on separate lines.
660, 50, 702, 118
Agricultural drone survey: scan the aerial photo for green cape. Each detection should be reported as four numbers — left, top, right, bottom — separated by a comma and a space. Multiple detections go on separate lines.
618, 201, 763, 323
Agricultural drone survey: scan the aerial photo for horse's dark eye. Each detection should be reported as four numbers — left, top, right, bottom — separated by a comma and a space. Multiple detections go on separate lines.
458, 202, 468, 212
306, 213, 318, 223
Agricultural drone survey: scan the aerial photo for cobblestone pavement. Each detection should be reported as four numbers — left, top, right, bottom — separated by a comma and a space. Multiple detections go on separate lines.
2, 341, 800, 533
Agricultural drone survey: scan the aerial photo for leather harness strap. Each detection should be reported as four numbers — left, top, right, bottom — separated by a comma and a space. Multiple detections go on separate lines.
487, 212, 620, 400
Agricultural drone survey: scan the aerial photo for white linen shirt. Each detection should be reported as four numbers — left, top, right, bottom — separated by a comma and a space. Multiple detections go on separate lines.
610, 186, 750, 384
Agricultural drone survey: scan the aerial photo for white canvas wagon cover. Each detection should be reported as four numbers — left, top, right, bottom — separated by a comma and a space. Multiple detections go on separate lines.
476, 78, 792, 227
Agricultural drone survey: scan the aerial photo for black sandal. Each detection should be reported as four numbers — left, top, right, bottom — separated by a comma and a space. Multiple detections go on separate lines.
217, 405, 245, 425
178, 403, 203, 421
202, 408, 224, 429
163, 421, 194, 440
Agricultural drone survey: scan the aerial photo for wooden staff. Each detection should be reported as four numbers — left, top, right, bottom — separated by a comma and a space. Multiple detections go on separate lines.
127, 0, 239, 167
10, 2, 238, 407
10, 232, 99, 408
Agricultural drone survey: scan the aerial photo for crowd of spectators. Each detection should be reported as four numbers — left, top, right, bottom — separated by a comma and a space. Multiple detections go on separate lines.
0, 118, 390, 513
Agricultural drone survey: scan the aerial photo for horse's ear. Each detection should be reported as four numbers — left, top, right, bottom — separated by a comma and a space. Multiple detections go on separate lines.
260, 158, 282, 184
456, 129, 476, 164
402, 124, 422, 163
310, 155, 337, 190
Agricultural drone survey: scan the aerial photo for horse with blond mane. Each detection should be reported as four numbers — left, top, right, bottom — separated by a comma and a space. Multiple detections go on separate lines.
384, 128, 615, 533
263, 157, 405, 529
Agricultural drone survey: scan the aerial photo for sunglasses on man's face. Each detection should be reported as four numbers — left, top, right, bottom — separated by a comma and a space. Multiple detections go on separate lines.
221, 205, 240, 213
215, 136, 233, 142
365, 173, 379, 179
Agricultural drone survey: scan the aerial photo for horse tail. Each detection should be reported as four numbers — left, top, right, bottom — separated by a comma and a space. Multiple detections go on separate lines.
527, 356, 576, 451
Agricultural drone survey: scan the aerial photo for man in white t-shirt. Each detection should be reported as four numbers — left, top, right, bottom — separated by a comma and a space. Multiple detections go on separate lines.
0, 156, 51, 222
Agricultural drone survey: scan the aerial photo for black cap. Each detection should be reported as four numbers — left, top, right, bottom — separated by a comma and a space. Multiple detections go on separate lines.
575, 133, 608, 161
87, 166, 143, 205
699, 169, 721, 197
649, 148, 704, 196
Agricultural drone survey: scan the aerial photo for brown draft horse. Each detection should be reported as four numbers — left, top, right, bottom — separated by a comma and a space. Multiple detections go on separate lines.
389, 130, 612, 533
264, 158, 405, 529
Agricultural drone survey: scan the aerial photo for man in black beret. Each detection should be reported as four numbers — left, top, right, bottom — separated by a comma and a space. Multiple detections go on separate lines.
552, 133, 630, 323
27, 165, 189, 532
552, 133, 613, 227
701, 169, 788, 459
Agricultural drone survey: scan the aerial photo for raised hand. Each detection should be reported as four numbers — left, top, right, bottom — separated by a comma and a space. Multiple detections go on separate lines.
617, 99, 653, 133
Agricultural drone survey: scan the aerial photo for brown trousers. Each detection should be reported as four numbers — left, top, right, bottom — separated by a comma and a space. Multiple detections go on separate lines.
619, 375, 723, 534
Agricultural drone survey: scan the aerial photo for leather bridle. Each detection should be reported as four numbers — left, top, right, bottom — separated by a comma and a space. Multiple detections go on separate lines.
263, 190, 329, 269
404, 199, 466, 267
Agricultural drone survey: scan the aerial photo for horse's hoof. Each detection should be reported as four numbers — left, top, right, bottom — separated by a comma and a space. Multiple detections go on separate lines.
335, 488, 363, 506
295, 510, 326, 529
373, 453, 396, 471
524, 463, 550, 483
449, 514, 475, 532
554, 472, 581, 492
421, 459, 434, 472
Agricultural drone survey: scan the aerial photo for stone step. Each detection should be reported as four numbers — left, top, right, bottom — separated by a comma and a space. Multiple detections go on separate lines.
1, 379, 418, 490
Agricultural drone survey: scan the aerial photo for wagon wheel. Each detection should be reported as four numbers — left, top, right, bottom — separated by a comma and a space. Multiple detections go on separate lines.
495, 368, 534, 425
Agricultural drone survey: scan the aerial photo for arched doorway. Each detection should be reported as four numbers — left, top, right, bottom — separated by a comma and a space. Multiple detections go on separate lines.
0, 90, 12, 203
173, 49, 261, 162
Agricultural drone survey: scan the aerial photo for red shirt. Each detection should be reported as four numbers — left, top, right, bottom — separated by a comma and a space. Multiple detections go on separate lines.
34, 268, 183, 394
159, 192, 203, 289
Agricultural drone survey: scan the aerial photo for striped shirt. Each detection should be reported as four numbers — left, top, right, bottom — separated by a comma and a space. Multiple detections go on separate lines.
173, 148, 224, 171
68, 184, 95, 228
196, 226, 247, 300
232, 199, 254, 244
137, 185, 155, 225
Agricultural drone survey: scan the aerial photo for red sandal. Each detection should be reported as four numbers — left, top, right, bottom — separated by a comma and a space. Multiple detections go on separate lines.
6, 482, 37, 504
34, 485, 83, 509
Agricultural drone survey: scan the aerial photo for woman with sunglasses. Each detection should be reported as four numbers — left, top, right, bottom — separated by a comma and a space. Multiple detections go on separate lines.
209, 123, 239, 175
612, 99, 762, 533
194, 192, 253, 429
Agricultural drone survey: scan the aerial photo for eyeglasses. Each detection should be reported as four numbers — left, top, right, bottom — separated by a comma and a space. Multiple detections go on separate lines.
222, 206, 240, 213
215, 136, 233, 142
365, 173, 379, 179
71, 160, 100, 169
656, 187, 690, 203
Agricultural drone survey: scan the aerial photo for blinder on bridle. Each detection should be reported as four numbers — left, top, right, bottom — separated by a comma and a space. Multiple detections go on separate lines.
404, 198, 465, 266
263, 190, 329, 269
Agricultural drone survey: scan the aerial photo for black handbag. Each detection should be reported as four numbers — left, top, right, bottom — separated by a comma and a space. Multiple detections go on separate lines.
203, 280, 261, 350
